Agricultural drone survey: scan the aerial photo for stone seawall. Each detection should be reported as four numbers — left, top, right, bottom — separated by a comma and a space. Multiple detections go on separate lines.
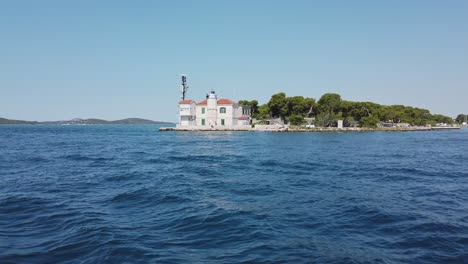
285, 127, 432, 132
160, 126, 459, 132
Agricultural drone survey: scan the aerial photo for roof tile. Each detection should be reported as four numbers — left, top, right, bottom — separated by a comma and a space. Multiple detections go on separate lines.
217, 99, 235, 105
178, 99, 195, 104
196, 100, 208, 106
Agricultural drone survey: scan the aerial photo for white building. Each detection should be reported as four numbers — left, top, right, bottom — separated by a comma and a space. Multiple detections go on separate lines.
177, 90, 251, 129
178, 99, 196, 126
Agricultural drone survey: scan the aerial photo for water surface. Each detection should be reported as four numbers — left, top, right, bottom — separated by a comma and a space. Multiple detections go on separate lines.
1, 125, 467, 263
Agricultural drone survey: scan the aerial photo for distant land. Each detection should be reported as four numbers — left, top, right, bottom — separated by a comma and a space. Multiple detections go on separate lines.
0, 117, 174, 125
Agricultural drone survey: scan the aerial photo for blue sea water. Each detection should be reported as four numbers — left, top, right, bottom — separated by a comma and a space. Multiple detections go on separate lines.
0, 125, 467, 264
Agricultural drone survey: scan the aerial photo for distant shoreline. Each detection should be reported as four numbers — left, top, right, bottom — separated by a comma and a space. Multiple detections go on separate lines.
0, 117, 174, 125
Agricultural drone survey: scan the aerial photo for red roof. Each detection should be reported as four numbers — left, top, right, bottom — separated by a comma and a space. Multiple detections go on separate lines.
195, 98, 235, 105
178, 99, 194, 105
217, 99, 235, 105
196, 100, 208, 106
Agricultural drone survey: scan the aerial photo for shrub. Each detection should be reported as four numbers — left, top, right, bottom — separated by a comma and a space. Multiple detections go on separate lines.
359, 115, 379, 128
288, 114, 306, 126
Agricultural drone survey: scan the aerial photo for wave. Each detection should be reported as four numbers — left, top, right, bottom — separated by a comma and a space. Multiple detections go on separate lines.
1, 126, 467, 263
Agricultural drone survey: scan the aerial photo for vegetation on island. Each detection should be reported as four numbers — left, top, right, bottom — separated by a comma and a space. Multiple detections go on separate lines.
239, 92, 456, 128
0, 117, 39, 125
455, 114, 467, 124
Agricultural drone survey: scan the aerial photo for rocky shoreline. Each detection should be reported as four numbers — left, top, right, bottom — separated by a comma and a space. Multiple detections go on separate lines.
160, 126, 460, 132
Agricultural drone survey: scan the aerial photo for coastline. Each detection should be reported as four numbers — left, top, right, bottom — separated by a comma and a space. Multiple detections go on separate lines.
159, 126, 461, 132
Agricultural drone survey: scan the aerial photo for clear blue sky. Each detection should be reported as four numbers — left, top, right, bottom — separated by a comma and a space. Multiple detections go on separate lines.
1, 0, 467, 122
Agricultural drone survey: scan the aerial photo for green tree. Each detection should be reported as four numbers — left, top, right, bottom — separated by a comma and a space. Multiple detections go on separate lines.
344, 116, 356, 127
377, 107, 397, 123
244, 91, 452, 128
288, 114, 306, 126
348, 102, 371, 121
431, 114, 454, 124
254, 104, 270, 120
238, 100, 249, 106
238, 100, 259, 116
455, 114, 467, 124
304, 97, 316, 117
267, 92, 289, 120
314, 112, 331, 127
359, 115, 380, 128
287, 96, 308, 116
317, 93, 341, 126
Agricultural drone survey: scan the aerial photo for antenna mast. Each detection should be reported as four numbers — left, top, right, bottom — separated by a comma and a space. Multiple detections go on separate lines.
180, 74, 188, 100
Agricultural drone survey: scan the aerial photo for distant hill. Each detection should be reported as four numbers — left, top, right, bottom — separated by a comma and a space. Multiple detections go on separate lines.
0, 117, 173, 125
110, 118, 169, 124
0, 117, 39, 125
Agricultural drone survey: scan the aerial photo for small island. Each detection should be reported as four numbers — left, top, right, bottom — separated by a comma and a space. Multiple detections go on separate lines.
162, 88, 464, 132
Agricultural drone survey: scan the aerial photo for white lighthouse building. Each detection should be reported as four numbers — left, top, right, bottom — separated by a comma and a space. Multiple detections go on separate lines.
177, 90, 251, 130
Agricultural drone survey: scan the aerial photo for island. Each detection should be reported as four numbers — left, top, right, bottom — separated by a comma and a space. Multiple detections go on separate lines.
161, 91, 464, 132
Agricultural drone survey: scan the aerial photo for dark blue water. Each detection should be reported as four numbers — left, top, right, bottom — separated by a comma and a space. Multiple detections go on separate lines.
1, 125, 467, 264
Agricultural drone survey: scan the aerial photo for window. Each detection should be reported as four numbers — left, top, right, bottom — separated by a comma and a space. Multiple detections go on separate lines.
202, 107, 205, 114
221, 119, 225, 126
202, 119, 206, 125
220, 107, 226, 114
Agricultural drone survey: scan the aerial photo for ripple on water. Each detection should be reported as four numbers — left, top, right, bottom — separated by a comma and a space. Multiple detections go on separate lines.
1, 126, 467, 263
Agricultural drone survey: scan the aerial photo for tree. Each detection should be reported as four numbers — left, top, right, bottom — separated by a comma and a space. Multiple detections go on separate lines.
431, 114, 454, 124
238, 100, 259, 116
314, 112, 330, 127
288, 114, 306, 126
455, 114, 467, 124
267, 92, 289, 120
359, 115, 380, 128
287, 96, 308, 116
304, 98, 316, 117
250, 100, 259, 115
377, 107, 397, 123
245, 91, 453, 128
254, 104, 270, 120
317, 93, 341, 126
344, 116, 356, 127
344, 102, 371, 121
318, 93, 341, 115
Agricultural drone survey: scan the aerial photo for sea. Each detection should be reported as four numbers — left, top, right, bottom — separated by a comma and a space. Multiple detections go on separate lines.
0, 125, 467, 264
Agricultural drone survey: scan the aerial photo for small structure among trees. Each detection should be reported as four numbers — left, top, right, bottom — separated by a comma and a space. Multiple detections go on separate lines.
238, 92, 455, 128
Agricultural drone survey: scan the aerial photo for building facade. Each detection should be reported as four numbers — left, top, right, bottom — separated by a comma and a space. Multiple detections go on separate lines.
178, 100, 196, 126
177, 90, 251, 129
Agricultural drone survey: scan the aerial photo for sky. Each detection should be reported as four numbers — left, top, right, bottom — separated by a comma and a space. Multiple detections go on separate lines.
1, 0, 467, 122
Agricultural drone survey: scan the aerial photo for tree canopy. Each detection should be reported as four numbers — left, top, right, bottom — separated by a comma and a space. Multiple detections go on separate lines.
317, 93, 341, 116
288, 114, 306, 126
249, 92, 454, 127
455, 114, 467, 124
238, 100, 259, 116
267, 92, 289, 120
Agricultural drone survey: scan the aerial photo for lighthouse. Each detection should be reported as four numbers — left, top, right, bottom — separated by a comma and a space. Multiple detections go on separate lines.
176, 76, 252, 129
206, 90, 218, 126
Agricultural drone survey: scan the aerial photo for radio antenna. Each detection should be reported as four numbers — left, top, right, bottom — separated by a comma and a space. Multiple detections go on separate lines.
180, 74, 188, 100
